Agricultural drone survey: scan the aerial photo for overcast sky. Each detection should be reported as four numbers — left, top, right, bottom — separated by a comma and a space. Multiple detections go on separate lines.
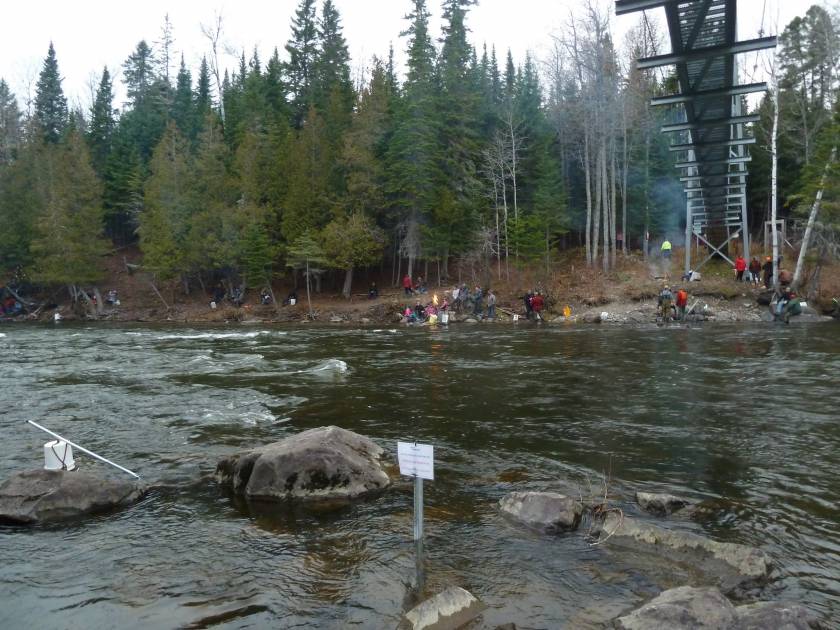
0, 0, 806, 112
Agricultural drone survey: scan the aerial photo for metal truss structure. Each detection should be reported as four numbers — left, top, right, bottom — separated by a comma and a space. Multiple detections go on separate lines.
616, 0, 776, 272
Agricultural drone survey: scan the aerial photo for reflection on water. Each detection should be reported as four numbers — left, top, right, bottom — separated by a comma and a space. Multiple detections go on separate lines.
0, 322, 838, 627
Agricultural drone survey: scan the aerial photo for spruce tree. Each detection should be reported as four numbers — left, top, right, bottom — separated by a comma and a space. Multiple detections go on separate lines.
313, 0, 354, 124
386, 0, 442, 276
195, 56, 213, 123
264, 48, 290, 128
285, 0, 319, 128
0, 139, 41, 268
171, 56, 194, 138
87, 68, 116, 175
34, 43, 68, 144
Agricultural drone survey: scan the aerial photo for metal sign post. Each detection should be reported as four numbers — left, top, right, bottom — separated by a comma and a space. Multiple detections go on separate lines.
397, 441, 434, 592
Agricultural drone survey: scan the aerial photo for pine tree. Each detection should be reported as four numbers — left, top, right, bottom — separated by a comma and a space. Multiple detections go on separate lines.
34, 43, 68, 144
285, 0, 319, 128
103, 127, 144, 245
195, 56, 213, 119
87, 68, 116, 175
0, 79, 22, 164
121, 41, 169, 161
264, 48, 290, 127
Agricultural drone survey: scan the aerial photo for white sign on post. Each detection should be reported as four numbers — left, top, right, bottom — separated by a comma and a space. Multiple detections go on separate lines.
397, 442, 434, 480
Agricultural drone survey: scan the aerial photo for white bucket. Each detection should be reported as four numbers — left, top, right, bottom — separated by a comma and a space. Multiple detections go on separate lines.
513, 314, 519, 323
290, 298, 297, 305
44, 440, 76, 471
440, 312, 449, 325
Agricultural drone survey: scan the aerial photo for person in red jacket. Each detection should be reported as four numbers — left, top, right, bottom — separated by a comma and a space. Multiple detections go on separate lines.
402, 274, 413, 296
675, 287, 689, 321
530, 292, 545, 321
734, 255, 747, 282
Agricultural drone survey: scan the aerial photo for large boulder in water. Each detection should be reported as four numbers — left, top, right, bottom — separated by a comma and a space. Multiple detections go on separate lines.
215, 426, 391, 503
499, 491, 582, 533
615, 586, 821, 630
0, 469, 147, 525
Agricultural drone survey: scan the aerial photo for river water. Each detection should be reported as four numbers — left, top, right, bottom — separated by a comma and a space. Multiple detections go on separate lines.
0, 322, 838, 628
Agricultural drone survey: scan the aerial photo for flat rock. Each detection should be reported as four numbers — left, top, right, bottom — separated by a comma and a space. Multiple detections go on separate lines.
616, 587, 822, 630
215, 426, 390, 503
735, 601, 821, 629
636, 491, 691, 516
400, 586, 485, 630
615, 586, 737, 629
0, 469, 146, 525
499, 491, 582, 533
598, 513, 771, 592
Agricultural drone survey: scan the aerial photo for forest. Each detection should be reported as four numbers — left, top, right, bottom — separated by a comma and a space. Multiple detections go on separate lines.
0, 0, 838, 304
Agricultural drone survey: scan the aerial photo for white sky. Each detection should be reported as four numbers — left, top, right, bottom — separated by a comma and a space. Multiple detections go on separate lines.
0, 0, 806, 113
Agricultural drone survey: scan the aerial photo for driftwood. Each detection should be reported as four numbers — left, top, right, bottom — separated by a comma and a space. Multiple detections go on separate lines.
123, 256, 142, 275
149, 282, 171, 310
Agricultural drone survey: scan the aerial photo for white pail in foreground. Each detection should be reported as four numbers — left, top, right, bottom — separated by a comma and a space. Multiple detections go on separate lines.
290, 298, 297, 305
44, 440, 76, 471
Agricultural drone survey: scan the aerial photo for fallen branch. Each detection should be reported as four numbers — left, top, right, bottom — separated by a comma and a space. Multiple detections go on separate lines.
149, 282, 171, 310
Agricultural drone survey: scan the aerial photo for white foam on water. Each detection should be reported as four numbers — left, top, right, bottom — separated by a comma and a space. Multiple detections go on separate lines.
155, 331, 283, 341
0, 333, 6, 337
307, 358, 349, 374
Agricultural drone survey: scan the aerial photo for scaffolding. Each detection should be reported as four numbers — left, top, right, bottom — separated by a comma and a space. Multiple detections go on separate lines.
615, 0, 777, 273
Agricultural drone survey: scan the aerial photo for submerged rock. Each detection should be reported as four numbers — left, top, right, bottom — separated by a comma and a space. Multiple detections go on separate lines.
0, 469, 146, 525
597, 513, 771, 592
215, 426, 390, 503
400, 586, 485, 630
615, 586, 821, 630
636, 491, 691, 516
499, 491, 582, 533
615, 586, 736, 629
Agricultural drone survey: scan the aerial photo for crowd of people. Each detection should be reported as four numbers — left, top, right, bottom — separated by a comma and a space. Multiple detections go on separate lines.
657, 285, 690, 322
733, 255, 776, 288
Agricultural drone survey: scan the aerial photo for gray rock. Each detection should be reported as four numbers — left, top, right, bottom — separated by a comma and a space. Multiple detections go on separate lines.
735, 601, 821, 629
360, 317, 371, 324
615, 587, 823, 630
499, 491, 582, 533
598, 513, 771, 591
329, 316, 343, 323
636, 491, 691, 516
615, 586, 737, 629
400, 586, 485, 630
464, 318, 478, 323
216, 426, 390, 503
0, 469, 146, 524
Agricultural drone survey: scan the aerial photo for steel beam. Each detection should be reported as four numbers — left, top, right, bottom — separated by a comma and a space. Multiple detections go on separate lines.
615, 0, 676, 15
652, 82, 767, 106
637, 37, 777, 70
676, 156, 752, 169
669, 137, 756, 152
662, 114, 760, 133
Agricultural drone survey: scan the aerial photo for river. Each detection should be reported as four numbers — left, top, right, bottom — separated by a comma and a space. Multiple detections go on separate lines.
0, 322, 838, 628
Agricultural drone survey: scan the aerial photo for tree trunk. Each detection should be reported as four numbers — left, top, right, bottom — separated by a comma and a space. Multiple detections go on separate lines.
342, 266, 354, 300
793, 146, 836, 290
305, 260, 313, 318
593, 140, 602, 268
771, 75, 781, 289
583, 128, 593, 266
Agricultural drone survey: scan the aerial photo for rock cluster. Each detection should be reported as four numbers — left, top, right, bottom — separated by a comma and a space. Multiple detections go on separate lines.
499, 491, 582, 533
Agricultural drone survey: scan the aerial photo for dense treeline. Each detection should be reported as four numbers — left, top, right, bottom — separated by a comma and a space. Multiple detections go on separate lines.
0, 0, 838, 305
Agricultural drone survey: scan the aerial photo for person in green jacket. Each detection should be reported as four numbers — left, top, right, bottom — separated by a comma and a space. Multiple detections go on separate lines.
661, 239, 672, 260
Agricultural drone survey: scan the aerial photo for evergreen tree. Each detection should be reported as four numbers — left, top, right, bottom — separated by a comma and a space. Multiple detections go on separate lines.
29, 131, 109, 288
195, 56, 213, 120
264, 48, 290, 127
322, 212, 385, 298
313, 0, 354, 125
139, 122, 192, 281
386, 0, 442, 276
87, 68, 116, 175
282, 108, 332, 242
0, 139, 41, 268
285, 0, 319, 128
0, 79, 22, 164
34, 43, 68, 144
171, 56, 194, 138
103, 126, 144, 244
121, 41, 169, 161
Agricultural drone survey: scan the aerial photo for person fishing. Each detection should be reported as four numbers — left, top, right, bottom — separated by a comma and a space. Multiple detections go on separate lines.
530, 291, 545, 321
675, 287, 688, 321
